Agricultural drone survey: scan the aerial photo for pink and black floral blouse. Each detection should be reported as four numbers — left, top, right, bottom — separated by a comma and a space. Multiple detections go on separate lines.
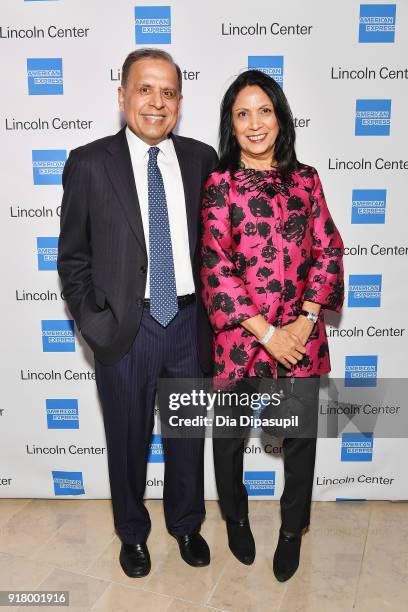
200, 165, 344, 382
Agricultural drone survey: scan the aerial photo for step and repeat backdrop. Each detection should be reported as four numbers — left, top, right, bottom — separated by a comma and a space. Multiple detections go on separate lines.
1, 0, 407, 501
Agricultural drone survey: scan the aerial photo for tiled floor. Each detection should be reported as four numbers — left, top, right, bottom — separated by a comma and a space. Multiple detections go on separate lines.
0, 498, 407, 611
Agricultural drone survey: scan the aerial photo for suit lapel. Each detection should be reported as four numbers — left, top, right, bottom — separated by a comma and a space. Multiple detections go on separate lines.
104, 130, 202, 261
172, 134, 201, 259
104, 128, 147, 255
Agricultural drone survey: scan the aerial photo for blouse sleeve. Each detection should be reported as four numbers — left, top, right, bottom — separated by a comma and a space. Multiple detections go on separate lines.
200, 173, 260, 333
302, 169, 345, 311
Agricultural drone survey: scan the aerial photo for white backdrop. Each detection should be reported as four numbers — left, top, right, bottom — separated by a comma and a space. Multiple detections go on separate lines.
1, 0, 407, 501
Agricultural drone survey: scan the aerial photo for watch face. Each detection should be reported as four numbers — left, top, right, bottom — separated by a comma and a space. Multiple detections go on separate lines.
303, 311, 317, 323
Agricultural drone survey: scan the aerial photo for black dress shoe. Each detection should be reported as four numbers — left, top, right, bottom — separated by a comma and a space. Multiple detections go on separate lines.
226, 518, 256, 565
172, 532, 210, 567
273, 529, 302, 582
119, 543, 151, 578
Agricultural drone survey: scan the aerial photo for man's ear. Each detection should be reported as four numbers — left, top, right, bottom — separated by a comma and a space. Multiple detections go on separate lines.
118, 86, 125, 112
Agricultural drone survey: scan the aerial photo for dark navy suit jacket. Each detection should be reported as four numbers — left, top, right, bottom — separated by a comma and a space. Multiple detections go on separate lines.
58, 127, 218, 370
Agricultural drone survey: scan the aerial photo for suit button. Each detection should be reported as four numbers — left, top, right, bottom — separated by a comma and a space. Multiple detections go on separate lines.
140, 265, 147, 274
136, 298, 144, 307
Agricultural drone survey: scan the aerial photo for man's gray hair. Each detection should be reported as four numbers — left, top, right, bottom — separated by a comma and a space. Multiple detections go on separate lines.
121, 48, 182, 93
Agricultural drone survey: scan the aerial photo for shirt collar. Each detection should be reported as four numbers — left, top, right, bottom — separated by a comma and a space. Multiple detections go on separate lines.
126, 126, 173, 161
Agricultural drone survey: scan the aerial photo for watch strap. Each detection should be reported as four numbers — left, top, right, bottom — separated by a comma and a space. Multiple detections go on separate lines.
300, 309, 318, 324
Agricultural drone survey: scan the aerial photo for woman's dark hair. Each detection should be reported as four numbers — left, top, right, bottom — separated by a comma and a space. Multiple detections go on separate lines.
218, 70, 298, 175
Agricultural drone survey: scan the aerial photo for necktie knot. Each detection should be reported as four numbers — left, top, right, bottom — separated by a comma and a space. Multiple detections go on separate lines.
148, 146, 160, 161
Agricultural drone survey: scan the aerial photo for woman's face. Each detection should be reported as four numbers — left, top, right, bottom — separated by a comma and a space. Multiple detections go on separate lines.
231, 85, 279, 163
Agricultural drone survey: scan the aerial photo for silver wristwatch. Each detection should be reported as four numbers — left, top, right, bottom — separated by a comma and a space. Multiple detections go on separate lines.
300, 309, 318, 324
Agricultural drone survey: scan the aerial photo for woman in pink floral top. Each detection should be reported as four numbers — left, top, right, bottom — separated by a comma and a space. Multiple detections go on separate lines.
200, 70, 344, 581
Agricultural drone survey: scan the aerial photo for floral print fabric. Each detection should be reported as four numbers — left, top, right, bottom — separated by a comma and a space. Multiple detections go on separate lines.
200, 165, 344, 382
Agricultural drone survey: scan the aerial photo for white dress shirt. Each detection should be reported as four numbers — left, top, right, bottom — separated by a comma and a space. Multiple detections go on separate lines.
126, 127, 195, 299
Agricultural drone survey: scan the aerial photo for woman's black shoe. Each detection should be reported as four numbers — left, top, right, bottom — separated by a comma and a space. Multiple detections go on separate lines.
273, 529, 302, 582
226, 518, 256, 565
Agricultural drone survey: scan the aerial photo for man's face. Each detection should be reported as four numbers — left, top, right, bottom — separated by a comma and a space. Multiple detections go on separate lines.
118, 58, 182, 145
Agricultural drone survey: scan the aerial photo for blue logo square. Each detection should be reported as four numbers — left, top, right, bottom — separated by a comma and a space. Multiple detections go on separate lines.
27, 58, 63, 95
248, 56, 284, 88
37, 237, 58, 270
41, 320, 75, 352
46, 399, 79, 429
359, 4, 396, 43
355, 99, 391, 136
345, 355, 378, 387
351, 189, 386, 224
52, 471, 85, 495
244, 470, 275, 496
32, 150, 66, 185
341, 433, 373, 461
348, 274, 382, 308
147, 434, 164, 463
135, 6, 171, 44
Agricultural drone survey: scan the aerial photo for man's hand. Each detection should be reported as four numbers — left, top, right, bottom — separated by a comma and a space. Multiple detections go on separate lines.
264, 328, 306, 369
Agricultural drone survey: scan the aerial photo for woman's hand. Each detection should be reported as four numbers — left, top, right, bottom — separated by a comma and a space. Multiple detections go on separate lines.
283, 316, 315, 346
264, 328, 306, 369
241, 314, 307, 369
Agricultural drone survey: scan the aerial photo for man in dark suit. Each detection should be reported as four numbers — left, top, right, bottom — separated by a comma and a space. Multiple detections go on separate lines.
57, 48, 217, 578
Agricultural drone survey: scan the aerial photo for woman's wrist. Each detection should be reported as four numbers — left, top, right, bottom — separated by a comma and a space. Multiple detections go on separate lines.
240, 314, 270, 341
258, 324, 276, 345
301, 300, 321, 315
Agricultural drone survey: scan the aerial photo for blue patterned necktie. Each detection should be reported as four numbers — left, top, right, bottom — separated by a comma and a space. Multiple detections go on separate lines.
147, 146, 179, 326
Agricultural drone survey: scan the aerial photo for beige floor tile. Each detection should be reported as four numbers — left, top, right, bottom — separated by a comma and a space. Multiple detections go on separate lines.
207, 501, 284, 611
0, 499, 31, 527
353, 502, 408, 611
278, 559, 361, 612
167, 599, 226, 611
85, 499, 229, 602
29, 502, 115, 572
145, 522, 231, 605
0, 499, 94, 557
90, 583, 171, 611
249, 499, 280, 519
86, 500, 177, 586
354, 601, 407, 612
1, 499, 406, 612
85, 537, 161, 587
312, 499, 371, 520
0, 552, 53, 590
17, 568, 109, 612
364, 500, 408, 526
145, 499, 167, 521
278, 507, 369, 612
208, 556, 286, 612
146, 562, 223, 607
201, 500, 223, 521
248, 502, 282, 549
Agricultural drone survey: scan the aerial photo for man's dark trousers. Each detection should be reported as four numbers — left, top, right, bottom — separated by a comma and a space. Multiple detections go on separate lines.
95, 301, 204, 545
